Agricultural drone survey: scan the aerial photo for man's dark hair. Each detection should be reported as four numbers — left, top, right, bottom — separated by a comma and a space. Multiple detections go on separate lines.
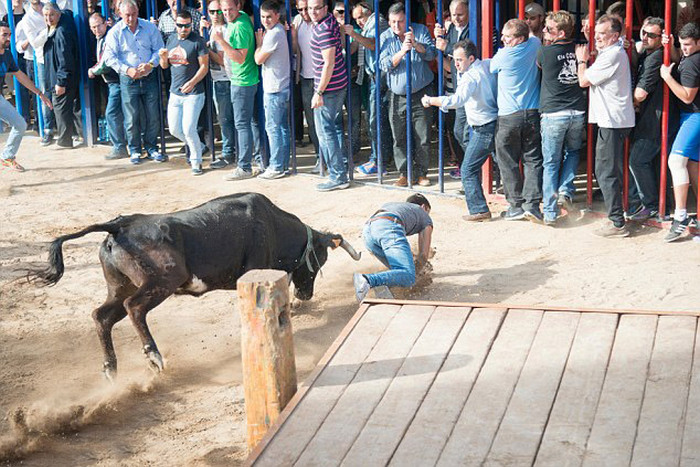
89, 12, 106, 22
598, 14, 622, 35
407, 193, 431, 210
0, 21, 9, 29
504, 18, 529, 40
388, 2, 404, 17
645, 16, 664, 30
260, 0, 280, 12
177, 10, 192, 20
453, 39, 477, 60
679, 22, 700, 41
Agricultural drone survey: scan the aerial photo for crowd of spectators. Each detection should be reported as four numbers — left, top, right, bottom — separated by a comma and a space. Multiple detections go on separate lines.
0, 0, 699, 242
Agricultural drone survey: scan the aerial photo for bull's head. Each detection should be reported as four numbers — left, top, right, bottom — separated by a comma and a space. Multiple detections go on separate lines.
292, 231, 361, 300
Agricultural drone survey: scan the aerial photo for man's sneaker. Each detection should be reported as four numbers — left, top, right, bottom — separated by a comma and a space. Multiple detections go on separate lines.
394, 175, 408, 187
106, 148, 128, 160
40, 134, 54, 147
1, 158, 25, 172
449, 168, 461, 180
462, 211, 492, 222
628, 206, 658, 222
353, 273, 371, 302
258, 168, 286, 179
594, 221, 630, 238
356, 161, 377, 175
523, 209, 544, 224
311, 160, 321, 174
130, 155, 141, 165
501, 206, 525, 221
557, 193, 575, 212
544, 215, 557, 227
664, 217, 692, 243
147, 151, 167, 163
209, 157, 233, 169
417, 176, 432, 187
191, 165, 203, 176
224, 167, 254, 181
316, 180, 350, 191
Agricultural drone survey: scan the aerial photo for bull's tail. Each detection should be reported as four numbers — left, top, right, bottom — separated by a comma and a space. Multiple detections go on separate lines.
27, 219, 124, 287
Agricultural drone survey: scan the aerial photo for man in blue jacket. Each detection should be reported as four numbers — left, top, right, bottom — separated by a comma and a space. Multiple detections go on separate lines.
43, 2, 80, 149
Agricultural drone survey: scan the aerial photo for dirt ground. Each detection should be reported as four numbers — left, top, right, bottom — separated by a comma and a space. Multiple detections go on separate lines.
1, 137, 699, 466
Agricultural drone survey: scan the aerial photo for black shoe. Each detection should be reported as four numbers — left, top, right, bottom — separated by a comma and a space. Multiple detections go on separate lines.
664, 217, 692, 243
209, 158, 233, 169
179, 145, 187, 154
105, 149, 128, 160
501, 206, 525, 221
523, 209, 544, 224
202, 145, 210, 156
40, 135, 54, 147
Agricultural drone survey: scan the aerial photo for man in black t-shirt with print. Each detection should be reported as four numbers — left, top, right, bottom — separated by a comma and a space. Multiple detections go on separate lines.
536, 11, 586, 225
627, 17, 666, 221
158, 10, 209, 175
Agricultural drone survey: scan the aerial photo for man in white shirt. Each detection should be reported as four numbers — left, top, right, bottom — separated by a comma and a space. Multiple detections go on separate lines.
576, 14, 635, 238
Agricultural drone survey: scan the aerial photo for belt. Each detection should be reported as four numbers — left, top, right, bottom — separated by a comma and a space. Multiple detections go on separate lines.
368, 214, 404, 226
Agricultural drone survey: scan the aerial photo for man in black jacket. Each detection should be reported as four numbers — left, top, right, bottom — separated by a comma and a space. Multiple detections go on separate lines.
43, 2, 80, 149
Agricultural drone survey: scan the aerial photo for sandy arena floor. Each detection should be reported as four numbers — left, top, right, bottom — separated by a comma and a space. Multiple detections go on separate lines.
1, 136, 699, 466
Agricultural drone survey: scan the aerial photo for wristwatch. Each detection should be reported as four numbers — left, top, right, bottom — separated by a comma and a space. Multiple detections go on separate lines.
315, 89, 324, 97
577, 60, 587, 66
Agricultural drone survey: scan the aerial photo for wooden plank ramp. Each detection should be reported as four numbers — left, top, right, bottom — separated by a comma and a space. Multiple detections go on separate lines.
248, 300, 700, 467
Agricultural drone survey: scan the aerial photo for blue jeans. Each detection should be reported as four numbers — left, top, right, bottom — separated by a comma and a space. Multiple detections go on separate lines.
37, 62, 55, 135
263, 89, 290, 172
167, 92, 205, 165
213, 80, 235, 159
362, 220, 416, 288
314, 88, 348, 184
368, 75, 392, 167
454, 106, 470, 152
106, 82, 127, 153
231, 83, 257, 171
461, 120, 496, 214
0, 96, 27, 160
120, 73, 160, 155
540, 113, 585, 218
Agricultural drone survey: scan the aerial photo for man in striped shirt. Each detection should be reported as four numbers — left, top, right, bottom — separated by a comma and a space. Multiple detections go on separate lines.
308, 0, 350, 191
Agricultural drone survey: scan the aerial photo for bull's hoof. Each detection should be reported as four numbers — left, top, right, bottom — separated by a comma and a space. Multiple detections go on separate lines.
103, 362, 117, 382
144, 348, 164, 374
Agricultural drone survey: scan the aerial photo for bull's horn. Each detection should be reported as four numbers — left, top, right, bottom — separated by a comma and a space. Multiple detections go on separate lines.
340, 239, 361, 261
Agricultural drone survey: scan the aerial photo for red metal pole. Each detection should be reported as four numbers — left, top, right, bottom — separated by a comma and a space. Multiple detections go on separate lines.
519, 0, 525, 20
553, 0, 561, 11
587, 0, 596, 208
622, 0, 633, 212
659, 0, 672, 218
481, 0, 494, 195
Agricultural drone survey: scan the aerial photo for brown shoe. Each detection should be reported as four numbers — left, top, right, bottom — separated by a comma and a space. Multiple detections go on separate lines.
462, 212, 492, 222
417, 176, 431, 186
394, 175, 408, 187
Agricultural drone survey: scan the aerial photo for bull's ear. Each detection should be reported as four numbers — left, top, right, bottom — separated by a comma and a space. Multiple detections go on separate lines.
325, 234, 343, 249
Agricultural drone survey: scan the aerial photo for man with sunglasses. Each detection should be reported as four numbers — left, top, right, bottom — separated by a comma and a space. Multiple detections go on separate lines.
156, 0, 202, 43
626, 17, 667, 222
159, 10, 209, 175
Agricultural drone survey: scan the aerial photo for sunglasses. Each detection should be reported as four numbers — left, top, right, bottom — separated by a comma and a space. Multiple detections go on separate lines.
641, 30, 660, 39
175, 22, 192, 28
335, 9, 344, 14
208, 8, 222, 13
297, 6, 307, 10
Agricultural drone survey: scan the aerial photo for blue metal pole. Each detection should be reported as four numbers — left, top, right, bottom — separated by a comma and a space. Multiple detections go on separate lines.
285, 0, 296, 173
495, 0, 501, 48
201, 0, 216, 158
436, 0, 444, 193
32, 52, 44, 136
405, 0, 412, 188
6, 0, 22, 117
101, 0, 109, 17
151, 0, 167, 155
146, 0, 152, 20
74, 0, 96, 145
344, 0, 353, 180
374, 0, 382, 184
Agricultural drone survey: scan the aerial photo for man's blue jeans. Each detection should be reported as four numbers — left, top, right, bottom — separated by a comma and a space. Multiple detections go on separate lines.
314, 88, 348, 184
167, 92, 205, 165
263, 88, 290, 172
540, 113, 585, 218
106, 82, 127, 153
213, 80, 235, 159
368, 75, 392, 167
461, 120, 496, 214
120, 72, 160, 155
362, 219, 416, 288
0, 96, 27, 160
37, 62, 55, 135
231, 83, 257, 171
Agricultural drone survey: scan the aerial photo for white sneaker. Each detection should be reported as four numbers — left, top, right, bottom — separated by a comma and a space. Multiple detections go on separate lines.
224, 167, 254, 181
353, 273, 371, 302
258, 168, 286, 180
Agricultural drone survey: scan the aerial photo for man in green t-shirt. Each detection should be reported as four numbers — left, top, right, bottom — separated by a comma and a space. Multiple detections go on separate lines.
212, 0, 260, 180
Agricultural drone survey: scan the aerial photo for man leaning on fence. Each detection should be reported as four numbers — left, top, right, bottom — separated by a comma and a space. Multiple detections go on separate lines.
104, 0, 166, 165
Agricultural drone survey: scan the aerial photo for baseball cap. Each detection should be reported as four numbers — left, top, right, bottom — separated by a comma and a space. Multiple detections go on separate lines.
524, 2, 545, 17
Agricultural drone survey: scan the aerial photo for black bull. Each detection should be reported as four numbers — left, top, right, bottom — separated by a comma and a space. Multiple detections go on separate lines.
27, 193, 361, 380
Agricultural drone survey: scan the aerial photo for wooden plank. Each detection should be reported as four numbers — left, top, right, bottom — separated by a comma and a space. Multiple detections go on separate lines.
342, 306, 471, 466
253, 304, 400, 466
293, 305, 436, 467
389, 308, 507, 466
534, 313, 618, 466
485, 312, 580, 466
364, 298, 700, 318
682, 320, 700, 466
436, 309, 544, 466
582, 314, 658, 466
632, 316, 696, 466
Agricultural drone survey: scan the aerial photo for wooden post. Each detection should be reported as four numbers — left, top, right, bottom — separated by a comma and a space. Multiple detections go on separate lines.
237, 269, 297, 451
